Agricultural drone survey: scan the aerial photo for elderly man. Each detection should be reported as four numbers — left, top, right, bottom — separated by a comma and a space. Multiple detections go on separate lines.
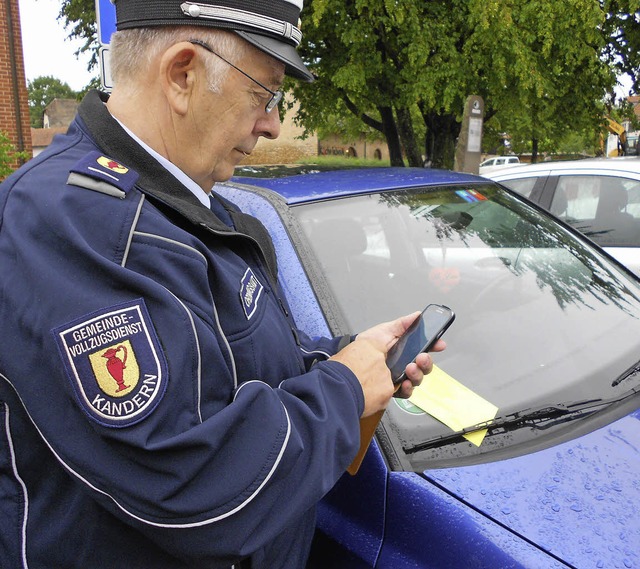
0, 1, 443, 567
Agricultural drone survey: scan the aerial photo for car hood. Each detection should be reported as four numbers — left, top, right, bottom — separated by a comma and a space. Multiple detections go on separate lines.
424, 407, 640, 567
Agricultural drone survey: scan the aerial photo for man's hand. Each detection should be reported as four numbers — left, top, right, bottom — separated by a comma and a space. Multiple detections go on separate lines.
329, 312, 446, 417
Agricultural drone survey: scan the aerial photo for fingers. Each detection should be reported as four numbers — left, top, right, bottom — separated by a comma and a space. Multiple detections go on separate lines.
357, 311, 422, 351
429, 338, 447, 353
395, 378, 416, 399
394, 348, 441, 399
340, 319, 448, 408
329, 338, 396, 417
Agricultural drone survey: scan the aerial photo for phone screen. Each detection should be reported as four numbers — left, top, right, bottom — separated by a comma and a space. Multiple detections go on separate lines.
386, 304, 454, 383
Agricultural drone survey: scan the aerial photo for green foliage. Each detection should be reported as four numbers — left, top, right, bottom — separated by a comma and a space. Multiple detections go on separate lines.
27, 76, 78, 128
601, 0, 640, 93
77, 77, 103, 100
59, 0, 100, 72
611, 97, 640, 130
56, 0, 637, 167
294, 0, 621, 167
470, 0, 615, 161
0, 131, 29, 179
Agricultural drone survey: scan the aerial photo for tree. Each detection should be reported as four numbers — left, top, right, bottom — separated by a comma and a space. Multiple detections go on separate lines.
480, 1, 616, 161
293, 0, 616, 167
57, 0, 631, 167
0, 131, 30, 180
59, 0, 101, 77
27, 76, 78, 128
601, 0, 640, 94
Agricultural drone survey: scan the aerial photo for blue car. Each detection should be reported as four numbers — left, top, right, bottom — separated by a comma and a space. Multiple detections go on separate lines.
218, 167, 640, 568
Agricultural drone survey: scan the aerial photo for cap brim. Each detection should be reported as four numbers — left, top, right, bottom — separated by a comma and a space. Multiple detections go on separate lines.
235, 30, 315, 82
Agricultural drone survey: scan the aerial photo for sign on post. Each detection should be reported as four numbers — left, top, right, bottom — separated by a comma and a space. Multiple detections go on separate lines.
454, 95, 484, 175
95, 0, 116, 90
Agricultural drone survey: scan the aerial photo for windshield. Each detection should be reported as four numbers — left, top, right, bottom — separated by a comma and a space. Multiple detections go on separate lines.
293, 183, 640, 469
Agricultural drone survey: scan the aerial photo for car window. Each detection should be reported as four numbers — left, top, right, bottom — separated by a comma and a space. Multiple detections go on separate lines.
552, 175, 640, 247
624, 181, 640, 216
496, 176, 538, 198
292, 183, 640, 470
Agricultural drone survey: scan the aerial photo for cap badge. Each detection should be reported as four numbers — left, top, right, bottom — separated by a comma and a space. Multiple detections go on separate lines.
179, 2, 302, 45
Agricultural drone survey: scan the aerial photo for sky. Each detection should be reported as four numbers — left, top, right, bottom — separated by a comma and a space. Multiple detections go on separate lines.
19, 0, 95, 91
18, 0, 635, 99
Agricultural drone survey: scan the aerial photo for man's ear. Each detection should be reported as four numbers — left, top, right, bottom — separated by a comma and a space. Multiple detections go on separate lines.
160, 43, 200, 116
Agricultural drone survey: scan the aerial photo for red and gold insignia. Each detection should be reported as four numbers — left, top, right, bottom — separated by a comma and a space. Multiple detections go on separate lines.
89, 340, 140, 397
97, 155, 129, 174
69, 152, 139, 195
53, 300, 167, 428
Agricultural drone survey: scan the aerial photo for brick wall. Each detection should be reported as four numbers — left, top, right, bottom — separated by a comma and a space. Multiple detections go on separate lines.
0, 0, 32, 174
319, 134, 389, 162
242, 99, 318, 165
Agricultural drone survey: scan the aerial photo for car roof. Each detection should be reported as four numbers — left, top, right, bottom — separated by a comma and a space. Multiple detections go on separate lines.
486, 156, 640, 179
231, 167, 487, 205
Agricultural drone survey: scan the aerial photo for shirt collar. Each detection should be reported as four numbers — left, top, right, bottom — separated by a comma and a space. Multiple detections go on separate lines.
113, 117, 212, 208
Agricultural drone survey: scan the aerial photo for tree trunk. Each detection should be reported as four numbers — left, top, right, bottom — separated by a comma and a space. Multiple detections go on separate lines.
531, 138, 539, 163
395, 106, 422, 167
422, 110, 460, 169
378, 106, 405, 166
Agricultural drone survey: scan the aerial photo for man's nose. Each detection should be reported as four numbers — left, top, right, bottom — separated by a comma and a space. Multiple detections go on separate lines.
255, 107, 281, 140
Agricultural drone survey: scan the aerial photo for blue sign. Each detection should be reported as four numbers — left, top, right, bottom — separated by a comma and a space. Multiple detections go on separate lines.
96, 0, 116, 45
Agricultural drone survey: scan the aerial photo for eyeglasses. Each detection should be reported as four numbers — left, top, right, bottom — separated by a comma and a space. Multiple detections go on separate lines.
189, 39, 283, 114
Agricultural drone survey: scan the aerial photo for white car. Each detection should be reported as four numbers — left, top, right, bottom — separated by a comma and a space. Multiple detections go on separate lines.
478, 155, 521, 175
486, 157, 640, 276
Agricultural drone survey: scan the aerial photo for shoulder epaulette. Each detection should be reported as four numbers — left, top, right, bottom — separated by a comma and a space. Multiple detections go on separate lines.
67, 151, 139, 199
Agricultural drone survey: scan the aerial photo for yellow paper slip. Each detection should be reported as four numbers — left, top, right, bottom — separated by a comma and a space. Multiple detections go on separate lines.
409, 365, 498, 446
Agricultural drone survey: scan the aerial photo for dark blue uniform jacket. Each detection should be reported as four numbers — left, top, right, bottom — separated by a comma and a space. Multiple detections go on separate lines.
0, 90, 364, 568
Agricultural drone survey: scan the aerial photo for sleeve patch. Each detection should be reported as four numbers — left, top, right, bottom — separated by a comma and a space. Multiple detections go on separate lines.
52, 299, 168, 428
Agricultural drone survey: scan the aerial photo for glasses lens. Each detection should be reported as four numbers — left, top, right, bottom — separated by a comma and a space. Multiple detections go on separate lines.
266, 91, 284, 113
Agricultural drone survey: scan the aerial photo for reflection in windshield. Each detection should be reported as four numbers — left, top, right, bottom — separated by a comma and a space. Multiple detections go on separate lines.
382, 188, 636, 315
294, 183, 640, 468
298, 185, 640, 329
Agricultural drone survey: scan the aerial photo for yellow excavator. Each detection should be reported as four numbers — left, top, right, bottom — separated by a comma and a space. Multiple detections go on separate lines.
604, 116, 639, 157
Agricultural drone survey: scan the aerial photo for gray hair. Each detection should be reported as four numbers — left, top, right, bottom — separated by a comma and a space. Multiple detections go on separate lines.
109, 27, 247, 95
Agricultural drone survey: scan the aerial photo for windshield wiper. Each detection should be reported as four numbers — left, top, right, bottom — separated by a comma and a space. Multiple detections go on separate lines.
612, 360, 640, 387
404, 388, 639, 455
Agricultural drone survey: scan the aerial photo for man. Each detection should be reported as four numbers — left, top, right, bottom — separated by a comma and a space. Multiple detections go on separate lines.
0, 1, 444, 567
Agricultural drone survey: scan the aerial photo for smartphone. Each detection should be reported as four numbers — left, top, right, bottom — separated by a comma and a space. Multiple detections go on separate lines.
386, 304, 455, 384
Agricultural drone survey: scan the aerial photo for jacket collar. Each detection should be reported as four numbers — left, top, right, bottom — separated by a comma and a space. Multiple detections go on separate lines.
77, 89, 235, 233
77, 90, 279, 282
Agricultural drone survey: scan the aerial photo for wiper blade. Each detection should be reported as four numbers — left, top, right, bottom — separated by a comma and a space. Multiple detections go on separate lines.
404, 390, 639, 455
612, 360, 640, 387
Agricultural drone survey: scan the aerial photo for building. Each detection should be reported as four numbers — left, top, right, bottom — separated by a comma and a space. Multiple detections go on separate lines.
319, 134, 389, 162
43, 98, 80, 129
0, 0, 32, 175
30, 126, 68, 158
605, 96, 640, 157
241, 98, 318, 165
28, 98, 79, 158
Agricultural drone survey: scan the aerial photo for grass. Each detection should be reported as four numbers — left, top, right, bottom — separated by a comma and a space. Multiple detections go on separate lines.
297, 155, 392, 168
